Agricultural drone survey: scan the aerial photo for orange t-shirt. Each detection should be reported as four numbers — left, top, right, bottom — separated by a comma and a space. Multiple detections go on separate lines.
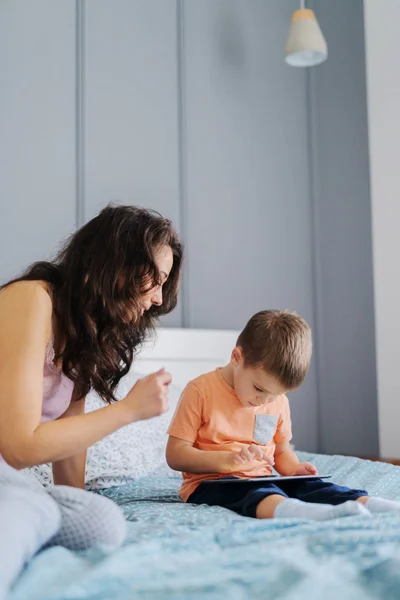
167, 368, 292, 501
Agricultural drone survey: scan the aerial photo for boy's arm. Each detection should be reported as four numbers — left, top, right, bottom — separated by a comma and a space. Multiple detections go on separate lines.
167, 381, 234, 473
274, 441, 318, 476
273, 397, 317, 476
166, 436, 272, 474
166, 436, 234, 474
166, 381, 273, 474
273, 441, 300, 475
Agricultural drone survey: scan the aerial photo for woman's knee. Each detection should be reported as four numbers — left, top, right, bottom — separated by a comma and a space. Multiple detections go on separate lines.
86, 493, 126, 548
46, 486, 126, 550
0, 484, 61, 548
0, 461, 43, 491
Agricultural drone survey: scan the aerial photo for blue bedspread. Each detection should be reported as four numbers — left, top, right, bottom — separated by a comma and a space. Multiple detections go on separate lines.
9, 453, 400, 600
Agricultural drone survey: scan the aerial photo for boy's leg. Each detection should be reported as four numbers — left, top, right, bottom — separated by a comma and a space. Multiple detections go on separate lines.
188, 478, 369, 520
357, 495, 400, 514
279, 478, 368, 505
188, 478, 288, 517
258, 495, 369, 520
254, 479, 369, 519
279, 478, 400, 515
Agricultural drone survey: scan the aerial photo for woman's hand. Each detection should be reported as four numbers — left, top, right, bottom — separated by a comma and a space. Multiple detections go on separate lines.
121, 368, 172, 422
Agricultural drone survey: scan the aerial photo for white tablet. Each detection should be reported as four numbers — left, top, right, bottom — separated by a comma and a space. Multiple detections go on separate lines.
205, 475, 332, 484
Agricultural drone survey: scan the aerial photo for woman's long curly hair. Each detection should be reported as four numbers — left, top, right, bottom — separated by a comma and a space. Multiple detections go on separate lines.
1, 205, 183, 403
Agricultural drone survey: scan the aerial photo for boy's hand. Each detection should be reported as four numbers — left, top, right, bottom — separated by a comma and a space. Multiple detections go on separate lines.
292, 462, 318, 476
229, 444, 274, 472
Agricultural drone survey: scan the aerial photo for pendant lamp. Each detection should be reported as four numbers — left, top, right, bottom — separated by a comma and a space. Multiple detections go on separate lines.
285, 1, 327, 67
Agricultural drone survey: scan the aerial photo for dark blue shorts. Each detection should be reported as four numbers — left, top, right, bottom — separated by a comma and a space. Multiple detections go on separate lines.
188, 478, 367, 518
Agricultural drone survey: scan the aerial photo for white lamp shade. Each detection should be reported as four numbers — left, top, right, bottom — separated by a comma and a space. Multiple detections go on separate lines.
285, 9, 327, 67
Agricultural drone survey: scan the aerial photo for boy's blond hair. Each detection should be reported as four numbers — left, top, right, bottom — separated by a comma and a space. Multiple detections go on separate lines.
236, 310, 312, 389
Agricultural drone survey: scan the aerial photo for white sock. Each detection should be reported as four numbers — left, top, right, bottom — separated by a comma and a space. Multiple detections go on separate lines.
274, 498, 371, 521
366, 496, 400, 514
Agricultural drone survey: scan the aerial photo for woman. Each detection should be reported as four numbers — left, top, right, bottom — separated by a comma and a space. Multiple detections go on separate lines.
0, 204, 183, 594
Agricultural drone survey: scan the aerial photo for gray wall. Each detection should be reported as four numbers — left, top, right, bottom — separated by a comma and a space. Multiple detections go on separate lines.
180, 0, 318, 451
309, 0, 378, 456
0, 1, 76, 282
83, 0, 182, 326
0, 0, 377, 456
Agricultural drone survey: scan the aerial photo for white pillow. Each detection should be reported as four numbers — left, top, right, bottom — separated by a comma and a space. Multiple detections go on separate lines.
25, 372, 183, 490
85, 373, 182, 488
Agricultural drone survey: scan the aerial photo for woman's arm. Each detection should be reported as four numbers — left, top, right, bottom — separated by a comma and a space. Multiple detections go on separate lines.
0, 282, 170, 469
52, 394, 87, 488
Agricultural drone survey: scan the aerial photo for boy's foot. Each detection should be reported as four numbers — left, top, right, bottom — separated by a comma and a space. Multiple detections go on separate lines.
365, 497, 400, 514
274, 498, 371, 521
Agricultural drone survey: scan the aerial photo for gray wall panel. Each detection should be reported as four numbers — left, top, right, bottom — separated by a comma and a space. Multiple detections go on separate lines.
181, 0, 318, 451
309, 0, 378, 455
83, 0, 182, 325
0, 0, 76, 282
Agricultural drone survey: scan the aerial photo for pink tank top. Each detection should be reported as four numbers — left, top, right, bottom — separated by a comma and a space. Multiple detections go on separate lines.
41, 340, 75, 423
0, 340, 74, 463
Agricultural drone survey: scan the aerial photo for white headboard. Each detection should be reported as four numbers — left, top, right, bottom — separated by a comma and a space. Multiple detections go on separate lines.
135, 327, 240, 390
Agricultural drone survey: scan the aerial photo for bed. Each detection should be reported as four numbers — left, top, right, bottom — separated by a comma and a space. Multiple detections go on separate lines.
10, 328, 400, 600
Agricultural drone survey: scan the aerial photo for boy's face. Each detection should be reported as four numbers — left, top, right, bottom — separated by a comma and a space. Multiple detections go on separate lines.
231, 347, 289, 407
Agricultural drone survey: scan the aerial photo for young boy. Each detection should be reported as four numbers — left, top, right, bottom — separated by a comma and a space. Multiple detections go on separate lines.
166, 310, 400, 521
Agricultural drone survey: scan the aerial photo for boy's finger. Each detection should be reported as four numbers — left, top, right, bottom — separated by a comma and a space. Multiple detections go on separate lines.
241, 448, 253, 461
249, 445, 263, 460
233, 453, 244, 464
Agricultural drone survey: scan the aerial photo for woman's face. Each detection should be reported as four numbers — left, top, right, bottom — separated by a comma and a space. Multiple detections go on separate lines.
139, 244, 174, 316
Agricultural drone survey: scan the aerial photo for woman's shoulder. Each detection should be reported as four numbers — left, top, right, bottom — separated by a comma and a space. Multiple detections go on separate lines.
1, 279, 52, 306
0, 280, 53, 338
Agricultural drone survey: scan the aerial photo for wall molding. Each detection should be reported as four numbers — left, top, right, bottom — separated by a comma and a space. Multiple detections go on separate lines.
75, 0, 85, 228
176, 0, 190, 327
306, 67, 323, 453
306, 0, 378, 455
